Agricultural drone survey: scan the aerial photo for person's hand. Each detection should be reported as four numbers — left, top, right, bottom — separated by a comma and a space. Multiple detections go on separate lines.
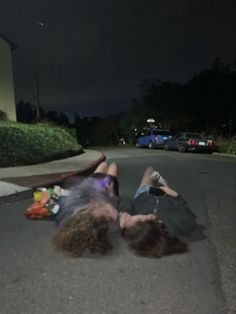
119, 213, 157, 228
159, 186, 178, 197
141, 214, 157, 221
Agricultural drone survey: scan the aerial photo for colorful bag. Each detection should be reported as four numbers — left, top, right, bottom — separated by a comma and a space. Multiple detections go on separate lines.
24, 186, 70, 220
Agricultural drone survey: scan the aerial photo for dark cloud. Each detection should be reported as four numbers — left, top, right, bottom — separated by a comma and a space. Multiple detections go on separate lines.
0, 0, 235, 117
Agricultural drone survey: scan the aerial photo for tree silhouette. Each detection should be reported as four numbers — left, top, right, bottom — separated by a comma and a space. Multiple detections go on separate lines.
44, 110, 70, 126
16, 100, 36, 123
120, 58, 236, 137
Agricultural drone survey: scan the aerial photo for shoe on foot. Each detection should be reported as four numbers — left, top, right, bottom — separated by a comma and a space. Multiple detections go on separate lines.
150, 171, 161, 181
150, 171, 168, 187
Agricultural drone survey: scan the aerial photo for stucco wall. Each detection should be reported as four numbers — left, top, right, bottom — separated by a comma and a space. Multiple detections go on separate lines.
0, 38, 16, 121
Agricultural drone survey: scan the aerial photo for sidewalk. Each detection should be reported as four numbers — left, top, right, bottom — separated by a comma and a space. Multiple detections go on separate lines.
0, 149, 105, 203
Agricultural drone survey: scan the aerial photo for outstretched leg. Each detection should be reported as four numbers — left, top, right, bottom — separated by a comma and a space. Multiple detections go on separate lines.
139, 167, 154, 186
107, 162, 118, 178
139, 167, 178, 197
94, 161, 109, 174
139, 167, 169, 187
106, 162, 119, 196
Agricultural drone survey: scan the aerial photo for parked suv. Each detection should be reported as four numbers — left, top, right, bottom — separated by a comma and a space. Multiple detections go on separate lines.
136, 128, 172, 149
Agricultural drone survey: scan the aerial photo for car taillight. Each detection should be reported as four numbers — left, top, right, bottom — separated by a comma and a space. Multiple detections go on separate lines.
189, 139, 197, 145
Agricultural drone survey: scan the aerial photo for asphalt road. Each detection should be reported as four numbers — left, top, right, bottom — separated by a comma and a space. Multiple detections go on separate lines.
0, 147, 235, 314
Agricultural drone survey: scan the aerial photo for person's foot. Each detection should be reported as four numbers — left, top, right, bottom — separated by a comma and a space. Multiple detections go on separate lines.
150, 170, 160, 181
150, 171, 168, 187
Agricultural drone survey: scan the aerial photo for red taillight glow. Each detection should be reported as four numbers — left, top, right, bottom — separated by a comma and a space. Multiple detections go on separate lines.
189, 139, 197, 145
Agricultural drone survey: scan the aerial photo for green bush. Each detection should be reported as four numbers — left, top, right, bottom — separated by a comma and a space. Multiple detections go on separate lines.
216, 135, 236, 155
37, 122, 77, 139
0, 121, 83, 167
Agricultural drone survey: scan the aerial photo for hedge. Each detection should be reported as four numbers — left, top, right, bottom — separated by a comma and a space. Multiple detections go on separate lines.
0, 121, 83, 167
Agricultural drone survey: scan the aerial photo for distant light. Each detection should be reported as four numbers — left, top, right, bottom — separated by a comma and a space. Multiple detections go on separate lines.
37, 22, 45, 26
147, 118, 155, 123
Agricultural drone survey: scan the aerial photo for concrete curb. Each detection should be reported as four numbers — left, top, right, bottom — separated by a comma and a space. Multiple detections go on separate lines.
0, 189, 33, 204
0, 152, 106, 204
213, 152, 236, 158
30, 152, 106, 189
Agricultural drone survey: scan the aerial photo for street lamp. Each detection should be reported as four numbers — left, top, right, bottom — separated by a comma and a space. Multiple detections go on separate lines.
147, 118, 155, 123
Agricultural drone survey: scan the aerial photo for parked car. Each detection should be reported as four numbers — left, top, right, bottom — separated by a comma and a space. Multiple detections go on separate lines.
136, 128, 173, 149
163, 132, 218, 153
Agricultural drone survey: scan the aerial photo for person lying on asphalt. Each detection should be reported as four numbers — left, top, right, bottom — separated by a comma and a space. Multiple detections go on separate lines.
119, 167, 197, 258
52, 161, 120, 257
53, 163, 197, 259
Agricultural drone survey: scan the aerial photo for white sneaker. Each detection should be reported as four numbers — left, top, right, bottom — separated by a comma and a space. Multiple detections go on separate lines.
150, 171, 168, 187
150, 171, 161, 181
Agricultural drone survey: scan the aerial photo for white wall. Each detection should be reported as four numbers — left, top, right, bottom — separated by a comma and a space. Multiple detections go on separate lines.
0, 38, 16, 121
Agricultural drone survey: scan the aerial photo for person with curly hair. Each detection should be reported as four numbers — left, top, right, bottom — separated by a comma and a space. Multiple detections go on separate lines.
119, 167, 197, 258
52, 161, 120, 257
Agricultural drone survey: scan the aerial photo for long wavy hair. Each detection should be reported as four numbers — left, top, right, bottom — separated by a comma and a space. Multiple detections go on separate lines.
52, 206, 112, 257
121, 220, 188, 258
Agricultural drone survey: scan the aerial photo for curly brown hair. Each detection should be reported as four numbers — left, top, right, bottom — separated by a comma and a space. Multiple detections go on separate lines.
52, 207, 112, 257
121, 220, 188, 258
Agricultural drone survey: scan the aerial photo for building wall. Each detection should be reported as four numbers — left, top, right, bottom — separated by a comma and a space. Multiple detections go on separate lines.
0, 38, 16, 121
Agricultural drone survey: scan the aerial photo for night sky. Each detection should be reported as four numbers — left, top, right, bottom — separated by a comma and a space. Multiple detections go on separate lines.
0, 0, 235, 119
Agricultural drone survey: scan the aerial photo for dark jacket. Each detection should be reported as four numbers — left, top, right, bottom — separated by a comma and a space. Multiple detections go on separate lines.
119, 192, 197, 238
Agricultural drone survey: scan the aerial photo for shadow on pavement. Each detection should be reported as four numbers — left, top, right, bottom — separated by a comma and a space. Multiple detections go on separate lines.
189, 224, 207, 242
